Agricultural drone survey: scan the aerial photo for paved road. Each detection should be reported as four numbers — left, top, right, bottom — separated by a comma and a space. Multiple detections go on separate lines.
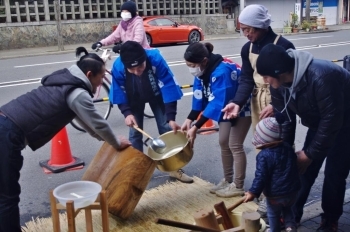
1, 30, 350, 226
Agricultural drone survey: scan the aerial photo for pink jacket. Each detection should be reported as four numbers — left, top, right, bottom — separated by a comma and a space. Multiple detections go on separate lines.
100, 16, 150, 48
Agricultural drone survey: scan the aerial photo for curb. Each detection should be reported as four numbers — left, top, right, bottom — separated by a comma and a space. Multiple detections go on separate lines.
300, 188, 350, 223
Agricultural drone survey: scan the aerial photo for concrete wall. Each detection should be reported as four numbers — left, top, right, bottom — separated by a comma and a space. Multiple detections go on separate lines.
0, 14, 228, 50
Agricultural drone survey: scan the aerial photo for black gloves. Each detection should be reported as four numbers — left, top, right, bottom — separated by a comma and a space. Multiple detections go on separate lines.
91, 42, 102, 50
112, 43, 122, 54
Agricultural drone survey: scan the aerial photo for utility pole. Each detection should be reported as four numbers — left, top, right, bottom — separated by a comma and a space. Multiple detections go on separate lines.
54, 0, 64, 51
305, 0, 311, 21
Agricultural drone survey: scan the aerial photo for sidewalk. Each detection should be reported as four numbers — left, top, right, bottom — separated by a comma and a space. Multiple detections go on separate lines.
1, 23, 350, 60
297, 188, 350, 231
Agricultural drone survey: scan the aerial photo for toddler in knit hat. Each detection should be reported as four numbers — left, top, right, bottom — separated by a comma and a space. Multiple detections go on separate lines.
252, 117, 282, 149
244, 117, 300, 232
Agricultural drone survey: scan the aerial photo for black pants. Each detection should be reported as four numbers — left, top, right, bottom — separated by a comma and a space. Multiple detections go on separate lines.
0, 116, 25, 232
293, 128, 350, 223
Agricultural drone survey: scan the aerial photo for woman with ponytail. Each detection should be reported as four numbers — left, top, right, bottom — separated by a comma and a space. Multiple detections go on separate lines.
181, 42, 251, 198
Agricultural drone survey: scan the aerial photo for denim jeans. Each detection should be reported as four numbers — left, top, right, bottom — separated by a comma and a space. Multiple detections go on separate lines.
293, 128, 350, 223
129, 102, 171, 152
0, 115, 25, 232
266, 193, 297, 232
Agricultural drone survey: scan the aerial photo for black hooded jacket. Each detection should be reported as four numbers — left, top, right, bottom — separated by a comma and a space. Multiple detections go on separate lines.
271, 59, 350, 160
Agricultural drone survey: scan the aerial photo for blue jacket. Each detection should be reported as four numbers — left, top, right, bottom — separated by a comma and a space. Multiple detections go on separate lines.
192, 61, 243, 122
110, 48, 183, 105
249, 143, 300, 198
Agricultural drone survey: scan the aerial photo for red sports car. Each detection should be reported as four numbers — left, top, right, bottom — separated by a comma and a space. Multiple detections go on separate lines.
143, 16, 204, 46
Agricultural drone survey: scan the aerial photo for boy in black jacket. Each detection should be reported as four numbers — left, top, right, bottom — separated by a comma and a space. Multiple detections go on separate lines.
244, 117, 300, 232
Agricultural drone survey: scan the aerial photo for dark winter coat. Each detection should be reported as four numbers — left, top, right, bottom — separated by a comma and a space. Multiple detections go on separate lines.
249, 143, 300, 198
271, 57, 350, 160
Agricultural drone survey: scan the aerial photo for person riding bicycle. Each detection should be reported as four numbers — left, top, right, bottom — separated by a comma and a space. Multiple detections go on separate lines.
0, 47, 131, 232
110, 40, 194, 183
91, 1, 149, 54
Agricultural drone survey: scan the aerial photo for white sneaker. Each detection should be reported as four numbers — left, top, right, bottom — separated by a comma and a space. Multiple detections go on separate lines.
169, 169, 193, 183
209, 179, 229, 194
215, 182, 244, 198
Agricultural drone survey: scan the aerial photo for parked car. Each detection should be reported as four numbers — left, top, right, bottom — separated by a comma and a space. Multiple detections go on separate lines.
142, 16, 204, 46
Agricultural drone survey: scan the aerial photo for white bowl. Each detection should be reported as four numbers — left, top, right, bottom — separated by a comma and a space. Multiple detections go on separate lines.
53, 181, 102, 209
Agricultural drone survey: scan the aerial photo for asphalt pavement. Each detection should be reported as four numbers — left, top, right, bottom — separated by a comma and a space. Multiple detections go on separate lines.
2, 23, 350, 231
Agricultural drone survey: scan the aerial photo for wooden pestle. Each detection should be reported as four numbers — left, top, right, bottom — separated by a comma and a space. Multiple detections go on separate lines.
241, 211, 261, 232
214, 201, 234, 229
193, 208, 221, 231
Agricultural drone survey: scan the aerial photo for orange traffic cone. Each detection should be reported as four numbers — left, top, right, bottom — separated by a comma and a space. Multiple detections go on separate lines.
196, 112, 219, 135
39, 127, 84, 174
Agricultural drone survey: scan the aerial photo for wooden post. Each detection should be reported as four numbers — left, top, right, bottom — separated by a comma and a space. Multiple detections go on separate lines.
97, 0, 101, 18
85, 208, 93, 232
34, 1, 39, 22
66, 201, 76, 232
71, 1, 75, 20
142, 0, 147, 16
79, 0, 85, 19
25, 1, 30, 22
4, 0, 11, 23
170, 0, 174, 15
62, 1, 67, 20
200, 0, 206, 35
218, 0, 222, 13
241, 211, 260, 232
100, 191, 109, 232
54, 0, 64, 51
193, 208, 221, 230
49, 190, 60, 232
88, 0, 92, 19
104, 0, 108, 17
149, 0, 153, 15
43, 0, 50, 21
15, 2, 21, 22
156, 0, 160, 15
112, 0, 116, 18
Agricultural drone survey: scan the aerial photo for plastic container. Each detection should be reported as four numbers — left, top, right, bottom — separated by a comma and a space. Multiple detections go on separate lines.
53, 181, 102, 209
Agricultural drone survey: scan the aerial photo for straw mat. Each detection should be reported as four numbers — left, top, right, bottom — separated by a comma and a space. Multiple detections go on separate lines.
22, 177, 258, 232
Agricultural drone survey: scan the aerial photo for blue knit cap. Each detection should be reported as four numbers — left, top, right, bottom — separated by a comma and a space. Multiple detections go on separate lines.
239, 4, 271, 29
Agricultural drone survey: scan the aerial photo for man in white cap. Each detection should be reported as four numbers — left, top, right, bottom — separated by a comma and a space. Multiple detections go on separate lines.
222, 4, 296, 222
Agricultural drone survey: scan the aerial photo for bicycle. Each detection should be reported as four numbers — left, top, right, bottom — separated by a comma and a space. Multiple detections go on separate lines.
70, 46, 154, 132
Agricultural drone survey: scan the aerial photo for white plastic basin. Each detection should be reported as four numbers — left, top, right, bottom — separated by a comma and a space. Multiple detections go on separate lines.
53, 181, 102, 209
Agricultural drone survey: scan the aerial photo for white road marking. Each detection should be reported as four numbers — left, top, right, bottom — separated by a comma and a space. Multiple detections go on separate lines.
4, 40, 350, 90
288, 35, 333, 40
